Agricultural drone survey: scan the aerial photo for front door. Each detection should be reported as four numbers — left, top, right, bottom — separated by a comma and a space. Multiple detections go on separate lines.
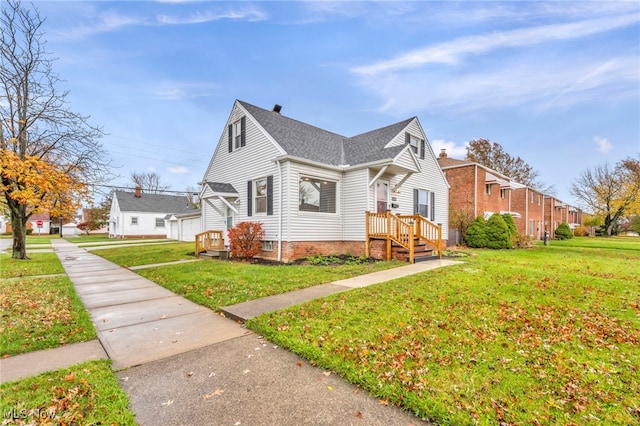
375, 180, 389, 213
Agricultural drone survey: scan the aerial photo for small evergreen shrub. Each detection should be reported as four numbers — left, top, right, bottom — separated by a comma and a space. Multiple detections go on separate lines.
465, 216, 488, 248
555, 222, 573, 240
228, 221, 265, 261
486, 213, 512, 249
502, 213, 518, 237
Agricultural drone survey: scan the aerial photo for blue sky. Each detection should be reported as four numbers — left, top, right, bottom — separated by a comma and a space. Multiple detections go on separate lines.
33, 1, 639, 205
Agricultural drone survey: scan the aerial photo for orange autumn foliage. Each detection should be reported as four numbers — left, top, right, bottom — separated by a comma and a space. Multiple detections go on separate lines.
0, 148, 89, 218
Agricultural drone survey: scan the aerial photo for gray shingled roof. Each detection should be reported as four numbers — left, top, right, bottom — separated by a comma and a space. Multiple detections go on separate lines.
114, 191, 196, 214
206, 182, 238, 194
238, 100, 415, 167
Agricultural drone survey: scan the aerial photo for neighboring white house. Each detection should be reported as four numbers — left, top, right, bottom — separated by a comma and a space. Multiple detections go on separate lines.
200, 100, 450, 262
165, 210, 201, 242
109, 188, 199, 239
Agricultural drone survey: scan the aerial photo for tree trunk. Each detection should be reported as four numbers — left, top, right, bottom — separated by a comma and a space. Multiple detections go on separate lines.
9, 201, 29, 259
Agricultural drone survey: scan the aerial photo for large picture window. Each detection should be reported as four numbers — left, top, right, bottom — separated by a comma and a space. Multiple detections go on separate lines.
299, 177, 336, 213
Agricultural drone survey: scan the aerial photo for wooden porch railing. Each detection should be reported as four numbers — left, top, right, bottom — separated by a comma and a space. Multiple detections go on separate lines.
365, 211, 442, 263
195, 230, 225, 255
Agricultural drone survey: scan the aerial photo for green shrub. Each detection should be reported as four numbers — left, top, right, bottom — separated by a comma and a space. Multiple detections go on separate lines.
501, 213, 518, 235
555, 222, 574, 240
465, 216, 488, 248
486, 213, 512, 249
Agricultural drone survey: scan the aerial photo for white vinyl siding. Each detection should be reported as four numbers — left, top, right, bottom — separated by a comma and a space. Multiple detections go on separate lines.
202, 103, 282, 243
287, 162, 343, 241
342, 169, 369, 240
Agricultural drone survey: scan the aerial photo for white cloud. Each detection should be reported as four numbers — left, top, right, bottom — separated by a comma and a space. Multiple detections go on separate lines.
352, 14, 639, 76
594, 136, 613, 153
430, 139, 468, 159
156, 6, 268, 25
169, 166, 189, 174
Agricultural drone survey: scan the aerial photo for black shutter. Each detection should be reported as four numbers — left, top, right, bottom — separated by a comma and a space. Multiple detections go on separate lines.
420, 139, 425, 159
405, 132, 410, 145
267, 175, 273, 216
413, 189, 419, 215
430, 191, 436, 221
247, 180, 252, 216
240, 116, 246, 147
228, 124, 233, 153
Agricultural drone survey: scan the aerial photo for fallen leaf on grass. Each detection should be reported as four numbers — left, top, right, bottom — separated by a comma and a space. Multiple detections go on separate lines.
64, 372, 75, 381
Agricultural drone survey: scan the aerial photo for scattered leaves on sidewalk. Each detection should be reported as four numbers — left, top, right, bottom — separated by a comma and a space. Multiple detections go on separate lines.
203, 389, 224, 399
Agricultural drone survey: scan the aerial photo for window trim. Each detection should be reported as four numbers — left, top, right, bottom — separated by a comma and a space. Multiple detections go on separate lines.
254, 177, 268, 215
298, 175, 338, 214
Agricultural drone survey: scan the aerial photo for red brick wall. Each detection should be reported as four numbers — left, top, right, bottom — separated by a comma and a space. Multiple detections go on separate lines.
511, 188, 545, 238
258, 241, 366, 263
443, 165, 476, 219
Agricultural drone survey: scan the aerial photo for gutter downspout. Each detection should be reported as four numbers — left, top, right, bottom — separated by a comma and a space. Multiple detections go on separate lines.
276, 159, 283, 262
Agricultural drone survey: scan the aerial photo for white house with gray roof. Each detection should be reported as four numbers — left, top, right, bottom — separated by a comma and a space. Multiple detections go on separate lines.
200, 100, 449, 262
109, 188, 199, 239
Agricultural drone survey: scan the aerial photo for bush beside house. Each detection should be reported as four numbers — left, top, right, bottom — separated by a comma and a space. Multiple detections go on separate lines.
555, 222, 573, 240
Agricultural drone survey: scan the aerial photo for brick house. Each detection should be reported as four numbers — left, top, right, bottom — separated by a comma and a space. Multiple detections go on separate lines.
510, 182, 545, 239
437, 150, 583, 242
544, 196, 583, 238
437, 150, 520, 244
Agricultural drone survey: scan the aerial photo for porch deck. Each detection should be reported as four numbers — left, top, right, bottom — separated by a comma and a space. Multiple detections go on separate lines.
365, 211, 443, 263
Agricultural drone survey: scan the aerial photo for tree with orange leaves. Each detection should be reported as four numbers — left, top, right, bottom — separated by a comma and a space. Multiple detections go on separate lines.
1, 1, 111, 258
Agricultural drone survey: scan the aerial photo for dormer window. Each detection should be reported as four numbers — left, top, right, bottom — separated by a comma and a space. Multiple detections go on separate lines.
228, 116, 246, 152
405, 132, 425, 159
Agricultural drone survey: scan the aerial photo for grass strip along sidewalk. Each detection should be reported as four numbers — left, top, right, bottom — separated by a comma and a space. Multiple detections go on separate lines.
249, 238, 640, 425
1, 249, 136, 425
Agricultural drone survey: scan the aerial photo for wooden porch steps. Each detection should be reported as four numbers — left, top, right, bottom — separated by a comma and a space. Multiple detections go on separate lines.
392, 241, 438, 263
198, 249, 228, 260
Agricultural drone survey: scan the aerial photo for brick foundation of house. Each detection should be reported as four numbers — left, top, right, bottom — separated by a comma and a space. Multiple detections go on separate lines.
259, 240, 370, 263
110, 235, 168, 239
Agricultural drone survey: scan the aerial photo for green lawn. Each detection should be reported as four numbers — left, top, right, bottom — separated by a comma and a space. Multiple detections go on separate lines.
0, 360, 136, 425
136, 258, 404, 311
249, 237, 640, 425
0, 276, 96, 356
0, 252, 65, 278
94, 241, 196, 267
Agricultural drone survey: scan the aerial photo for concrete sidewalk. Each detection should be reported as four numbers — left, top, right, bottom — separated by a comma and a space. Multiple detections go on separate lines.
50, 239, 249, 370
2, 240, 459, 424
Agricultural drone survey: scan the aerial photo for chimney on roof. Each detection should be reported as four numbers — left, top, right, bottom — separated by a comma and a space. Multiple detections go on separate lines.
135, 186, 142, 198
439, 149, 448, 158
272, 104, 282, 114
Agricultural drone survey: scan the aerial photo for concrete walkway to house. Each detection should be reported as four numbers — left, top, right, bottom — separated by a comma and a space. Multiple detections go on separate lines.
2, 240, 460, 424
